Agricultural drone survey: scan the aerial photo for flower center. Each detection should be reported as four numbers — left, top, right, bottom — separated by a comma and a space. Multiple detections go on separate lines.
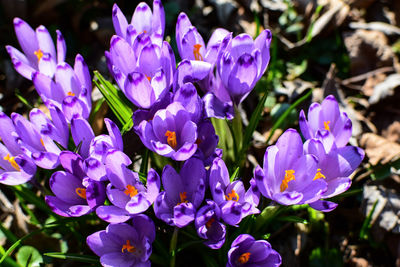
121, 240, 136, 253
324, 121, 331, 131
313, 168, 326, 180
124, 184, 138, 198
3, 154, 20, 171
280, 169, 295, 192
178, 191, 188, 205
34, 49, 43, 62
237, 252, 251, 264
67, 92, 75, 96
193, 44, 203, 61
40, 138, 45, 147
75, 187, 86, 199
146, 75, 151, 82
205, 217, 215, 229
165, 130, 177, 149
225, 189, 239, 202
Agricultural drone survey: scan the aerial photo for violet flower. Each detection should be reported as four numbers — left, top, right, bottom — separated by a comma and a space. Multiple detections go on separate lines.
227, 234, 281, 267
96, 149, 160, 223
45, 151, 105, 217
195, 200, 226, 249
299, 95, 352, 147
254, 129, 327, 206
0, 112, 36, 185
135, 102, 198, 161
87, 214, 155, 267
304, 130, 364, 211
209, 157, 260, 226
6, 18, 66, 79
154, 158, 206, 227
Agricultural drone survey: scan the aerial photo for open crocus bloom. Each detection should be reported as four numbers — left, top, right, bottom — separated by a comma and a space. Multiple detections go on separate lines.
254, 129, 328, 206
6, 18, 66, 80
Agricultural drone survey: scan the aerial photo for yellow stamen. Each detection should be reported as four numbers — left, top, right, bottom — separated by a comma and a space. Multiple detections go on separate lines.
146, 75, 151, 82
165, 130, 177, 149
225, 189, 239, 202
40, 138, 45, 147
193, 44, 203, 61
313, 168, 326, 181
206, 217, 215, 229
280, 170, 295, 192
237, 252, 251, 264
121, 240, 136, 253
67, 92, 75, 96
324, 121, 331, 131
3, 154, 20, 171
178, 191, 188, 205
75, 187, 87, 199
124, 184, 138, 198
34, 49, 43, 62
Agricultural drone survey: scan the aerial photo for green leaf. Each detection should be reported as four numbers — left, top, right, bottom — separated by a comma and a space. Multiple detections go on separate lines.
43, 252, 100, 264
15, 90, 33, 110
93, 71, 134, 134
211, 118, 234, 162
360, 199, 378, 240
277, 215, 308, 224
309, 247, 343, 267
16, 246, 43, 267
230, 167, 240, 182
12, 185, 53, 214
266, 89, 313, 144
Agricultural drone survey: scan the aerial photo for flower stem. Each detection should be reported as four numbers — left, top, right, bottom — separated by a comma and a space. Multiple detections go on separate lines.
169, 227, 179, 267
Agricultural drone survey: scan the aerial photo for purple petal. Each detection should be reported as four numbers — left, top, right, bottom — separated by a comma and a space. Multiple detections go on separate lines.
96, 205, 131, 223
56, 30, 66, 63
152, 0, 165, 36
36, 25, 56, 62
110, 35, 136, 74
74, 54, 91, 94
13, 18, 38, 63
254, 29, 272, 79
309, 200, 338, 212
112, 4, 128, 39
124, 72, 154, 109
173, 202, 195, 228
70, 118, 94, 158
131, 2, 152, 34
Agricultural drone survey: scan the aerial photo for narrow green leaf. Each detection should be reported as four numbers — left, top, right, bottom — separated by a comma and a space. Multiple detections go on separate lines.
15, 90, 33, 110
43, 252, 99, 264
0, 222, 19, 244
360, 199, 378, 240
140, 149, 150, 176
12, 185, 52, 214
211, 118, 234, 162
230, 167, 240, 182
266, 89, 313, 144
278, 215, 308, 224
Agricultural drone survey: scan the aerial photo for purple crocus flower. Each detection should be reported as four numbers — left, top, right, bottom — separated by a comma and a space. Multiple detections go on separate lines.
215, 29, 272, 106
10, 106, 68, 169
209, 157, 260, 226
0, 112, 36, 185
304, 130, 364, 212
227, 234, 281, 267
193, 120, 219, 165
87, 214, 155, 267
299, 95, 352, 147
254, 129, 327, 206
6, 18, 66, 79
96, 149, 160, 223
112, 1, 165, 45
154, 158, 206, 227
135, 102, 198, 161
45, 151, 105, 217
70, 118, 95, 159
195, 200, 226, 249
32, 55, 92, 121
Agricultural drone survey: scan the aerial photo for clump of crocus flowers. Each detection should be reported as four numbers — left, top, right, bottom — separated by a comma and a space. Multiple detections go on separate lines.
2, 1, 364, 266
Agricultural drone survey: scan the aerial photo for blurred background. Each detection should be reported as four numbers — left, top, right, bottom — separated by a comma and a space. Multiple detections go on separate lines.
1, 0, 400, 266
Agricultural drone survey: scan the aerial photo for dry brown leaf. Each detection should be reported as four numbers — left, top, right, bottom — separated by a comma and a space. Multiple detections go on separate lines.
360, 133, 400, 165
382, 121, 400, 143
361, 72, 387, 97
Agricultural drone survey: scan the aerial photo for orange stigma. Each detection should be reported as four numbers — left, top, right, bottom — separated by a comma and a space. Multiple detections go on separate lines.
225, 189, 239, 202
67, 92, 75, 96
124, 184, 138, 198
40, 138, 45, 147
75, 188, 87, 199
324, 121, 331, 131
280, 170, 295, 192
178, 192, 188, 205
206, 217, 215, 229
34, 49, 43, 62
3, 154, 20, 171
237, 252, 251, 264
313, 168, 326, 181
165, 131, 177, 149
121, 240, 136, 253
193, 44, 203, 61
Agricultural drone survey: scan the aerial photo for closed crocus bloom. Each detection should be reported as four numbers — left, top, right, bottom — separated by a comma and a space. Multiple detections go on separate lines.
254, 129, 327, 206
11, 107, 68, 169
299, 95, 352, 147
210, 157, 260, 226
87, 215, 155, 267
96, 149, 160, 224
32, 54, 92, 121
195, 200, 226, 249
45, 152, 105, 217
0, 112, 36, 185
135, 102, 198, 161
6, 18, 66, 79
227, 234, 281, 267
304, 130, 364, 212
154, 158, 206, 227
